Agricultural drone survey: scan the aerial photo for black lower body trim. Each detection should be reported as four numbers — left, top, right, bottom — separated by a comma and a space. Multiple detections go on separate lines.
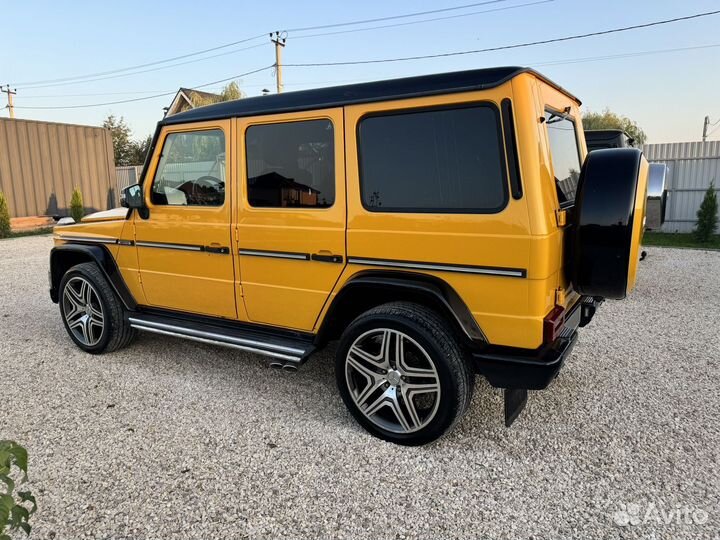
472, 332, 578, 390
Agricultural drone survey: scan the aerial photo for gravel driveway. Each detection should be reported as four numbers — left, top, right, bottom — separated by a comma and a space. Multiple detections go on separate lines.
1, 235, 718, 540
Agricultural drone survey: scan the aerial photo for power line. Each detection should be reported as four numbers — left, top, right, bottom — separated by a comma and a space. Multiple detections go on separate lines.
13, 34, 268, 87
13, 66, 274, 110
286, 0, 511, 32
17, 43, 270, 90
292, 0, 552, 40
284, 9, 720, 67
10, 0, 514, 87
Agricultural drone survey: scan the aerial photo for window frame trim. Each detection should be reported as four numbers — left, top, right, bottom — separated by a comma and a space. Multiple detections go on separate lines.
543, 106, 583, 210
356, 101, 510, 215
148, 127, 228, 209
243, 116, 337, 211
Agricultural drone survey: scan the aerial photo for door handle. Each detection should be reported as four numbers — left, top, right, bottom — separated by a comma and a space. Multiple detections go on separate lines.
204, 244, 230, 254
311, 253, 343, 263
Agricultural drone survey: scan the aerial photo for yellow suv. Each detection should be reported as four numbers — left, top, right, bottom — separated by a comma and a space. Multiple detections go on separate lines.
50, 67, 648, 445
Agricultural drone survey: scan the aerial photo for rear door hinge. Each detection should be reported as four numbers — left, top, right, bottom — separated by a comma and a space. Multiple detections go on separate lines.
555, 287, 566, 306
555, 209, 567, 227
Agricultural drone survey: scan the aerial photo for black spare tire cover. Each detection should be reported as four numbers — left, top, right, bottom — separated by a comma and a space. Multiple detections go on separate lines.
571, 148, 647, 300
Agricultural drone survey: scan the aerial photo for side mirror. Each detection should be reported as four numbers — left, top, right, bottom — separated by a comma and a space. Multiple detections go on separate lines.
121, 184, 144, 209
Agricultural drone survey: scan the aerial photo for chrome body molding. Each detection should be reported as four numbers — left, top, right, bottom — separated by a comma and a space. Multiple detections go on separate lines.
56, 235, 118, 245
347, 257, 527, 278
127, 317, 305, 362
135, 241, 203, 252
239, 248, 310, 261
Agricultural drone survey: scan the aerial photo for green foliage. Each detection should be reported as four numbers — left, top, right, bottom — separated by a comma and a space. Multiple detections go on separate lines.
192, 81, 244, 108
643, 232, 720, 250
693, 182, 719, 243
104, 114, 133, 166
70, 187, 84, 223
0, 193, 10, 239
129, 134, 152, 166
104, 114, 151, 166
582, 108, 647, 145
0, 441, 36, 539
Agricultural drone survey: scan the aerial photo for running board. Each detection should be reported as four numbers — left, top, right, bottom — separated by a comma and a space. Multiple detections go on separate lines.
128, 313, 315, 369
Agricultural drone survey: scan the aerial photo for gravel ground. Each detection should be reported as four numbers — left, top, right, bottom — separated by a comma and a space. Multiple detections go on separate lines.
1, 235, 719, 540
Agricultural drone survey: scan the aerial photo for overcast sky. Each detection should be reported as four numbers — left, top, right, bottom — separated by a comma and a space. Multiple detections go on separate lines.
2, 0, 719, 144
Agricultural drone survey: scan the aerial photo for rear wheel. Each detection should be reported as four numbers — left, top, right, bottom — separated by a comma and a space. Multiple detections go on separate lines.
335, 302, 473, 446
59, 262, 136, 354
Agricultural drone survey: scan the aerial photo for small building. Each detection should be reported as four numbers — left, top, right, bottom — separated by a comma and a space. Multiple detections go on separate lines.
165, 88, 222, 116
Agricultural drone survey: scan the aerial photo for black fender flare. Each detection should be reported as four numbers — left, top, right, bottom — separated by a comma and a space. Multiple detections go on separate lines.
571, 148, 647, 299
49, 244, 137, 309
316, 270, 486, 346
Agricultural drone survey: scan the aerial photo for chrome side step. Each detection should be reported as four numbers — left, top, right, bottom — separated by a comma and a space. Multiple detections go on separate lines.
128, 314, 314, 368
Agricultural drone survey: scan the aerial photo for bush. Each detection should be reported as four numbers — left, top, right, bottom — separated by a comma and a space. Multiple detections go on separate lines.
70, 187, 84, 223
0, 440, 36, 538
0, 193, 10, 239
693, 182, 718, 243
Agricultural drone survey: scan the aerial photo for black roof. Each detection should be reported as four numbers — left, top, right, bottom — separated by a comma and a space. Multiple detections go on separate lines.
161, 66, 579, 126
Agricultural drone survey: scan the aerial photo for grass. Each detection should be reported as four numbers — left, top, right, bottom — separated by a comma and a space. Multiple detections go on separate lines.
1, 227, 54, 240
643, 232, 720, 250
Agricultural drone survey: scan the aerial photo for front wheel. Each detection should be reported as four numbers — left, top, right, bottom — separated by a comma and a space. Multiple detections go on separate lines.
335, 302, 474, 446
59, 262, 136, 354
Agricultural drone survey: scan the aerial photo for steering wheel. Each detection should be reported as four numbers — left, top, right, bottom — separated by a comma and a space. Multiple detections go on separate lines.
191, 175, 223, 204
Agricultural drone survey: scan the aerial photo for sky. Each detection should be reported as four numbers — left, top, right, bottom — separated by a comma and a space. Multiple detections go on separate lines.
2, 0, 719, 144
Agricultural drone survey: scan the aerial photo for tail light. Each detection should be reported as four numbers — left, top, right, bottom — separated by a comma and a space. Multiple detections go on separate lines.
543, 306, 565, 343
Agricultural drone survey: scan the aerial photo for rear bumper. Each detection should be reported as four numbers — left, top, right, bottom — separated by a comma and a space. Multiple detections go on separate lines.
472, 299, 583, 390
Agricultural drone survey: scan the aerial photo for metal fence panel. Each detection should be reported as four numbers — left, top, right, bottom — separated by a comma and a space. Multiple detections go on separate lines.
116, 165, 143, 194
643, 141, 720, 233
0, 118, 115, 218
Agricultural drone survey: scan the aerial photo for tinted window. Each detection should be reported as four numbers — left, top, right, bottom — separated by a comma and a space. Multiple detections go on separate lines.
151, 130, 225, 206
358, 105, 507, 213
246, 120, 335, 208
545, 111, 582, 205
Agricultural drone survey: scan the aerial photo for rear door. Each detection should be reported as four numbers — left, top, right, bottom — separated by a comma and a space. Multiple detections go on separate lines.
235, 109, 346, 330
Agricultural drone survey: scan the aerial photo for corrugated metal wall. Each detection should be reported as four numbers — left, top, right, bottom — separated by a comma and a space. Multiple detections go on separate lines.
643, 141, 720, 233
116, 165, 143, 193
0, 118, 116, 218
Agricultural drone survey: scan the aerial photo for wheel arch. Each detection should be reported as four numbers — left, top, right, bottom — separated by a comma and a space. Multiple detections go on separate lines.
50, 244, 137, 310
315, 271, 486, 347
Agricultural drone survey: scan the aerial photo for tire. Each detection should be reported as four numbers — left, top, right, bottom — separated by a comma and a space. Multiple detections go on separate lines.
335, 302, 474, 446
59, 262, 136, 354
571, 148, 648, 299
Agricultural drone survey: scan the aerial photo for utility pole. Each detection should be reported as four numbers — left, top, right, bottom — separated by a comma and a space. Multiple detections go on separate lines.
2, 85, 17, 119
270, 31, 287, 94
702, 115, 710, 142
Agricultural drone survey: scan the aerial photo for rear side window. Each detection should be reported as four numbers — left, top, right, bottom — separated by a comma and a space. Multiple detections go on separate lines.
246, 119, 335, 208
358, 105, 508, 213
545, 111, 582, 206
151, 129, 225, 207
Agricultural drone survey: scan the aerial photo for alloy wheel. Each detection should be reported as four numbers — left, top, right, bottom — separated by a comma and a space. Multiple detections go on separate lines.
62, 276, 104, 347
345, 328, 441, 434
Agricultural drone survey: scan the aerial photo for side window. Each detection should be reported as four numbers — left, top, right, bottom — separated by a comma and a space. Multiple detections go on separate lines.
545, 111, 582, 206
151, 129, 225, 207
246, 119, 335, 208
358, 105, 507, 213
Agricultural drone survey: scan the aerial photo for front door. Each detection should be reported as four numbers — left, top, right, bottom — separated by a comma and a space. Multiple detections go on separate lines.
235, 109, 346, 330
134, 120, 237, 319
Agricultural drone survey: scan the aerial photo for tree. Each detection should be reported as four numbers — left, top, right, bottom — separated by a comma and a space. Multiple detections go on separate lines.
129, 135, 152, 166
582, 109, 647, 145
70, 187, 84, 222
103, 114, 134, 166
0, 192, 10, 239
192, 81, 244, 108
693, 181, 718, 242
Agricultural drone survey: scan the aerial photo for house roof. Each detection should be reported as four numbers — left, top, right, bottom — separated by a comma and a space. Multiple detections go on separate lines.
165, 88, 221, 116
161, 66, 580, 126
